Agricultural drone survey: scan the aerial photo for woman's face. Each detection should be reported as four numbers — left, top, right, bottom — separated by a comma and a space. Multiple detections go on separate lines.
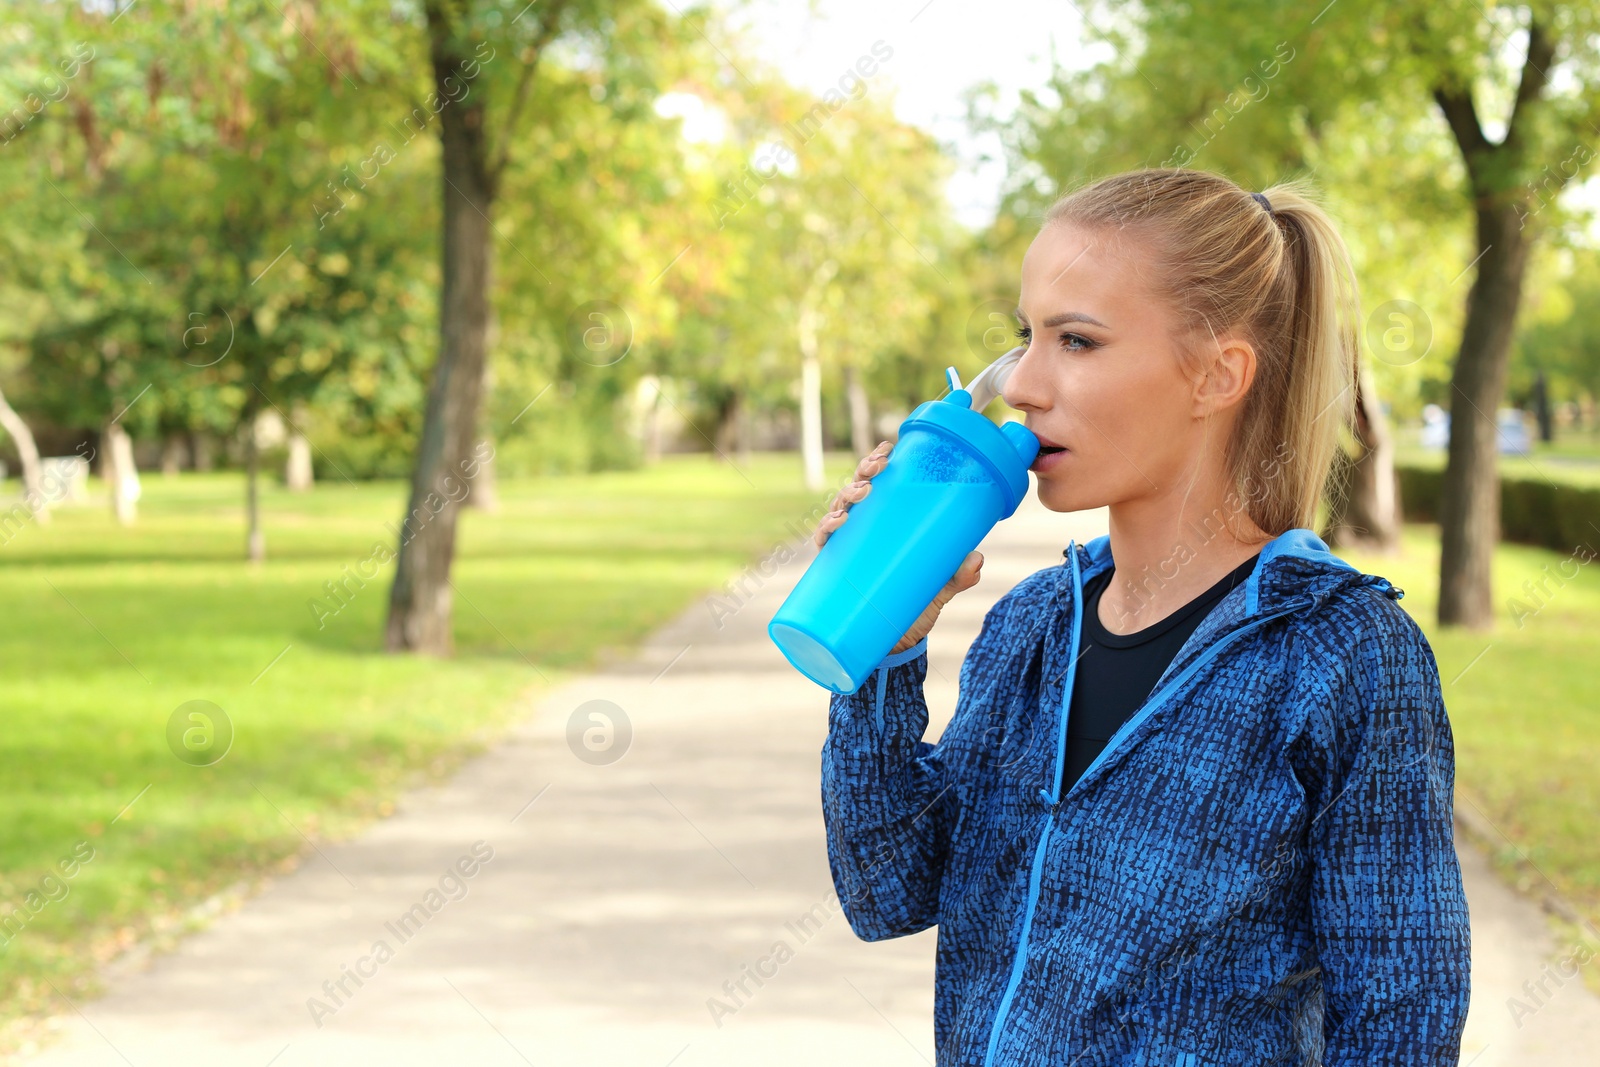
1002, 221, 1222, 516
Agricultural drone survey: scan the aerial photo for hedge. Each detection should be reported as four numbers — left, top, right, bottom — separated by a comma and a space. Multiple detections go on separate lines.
1397, 465, 1600, 553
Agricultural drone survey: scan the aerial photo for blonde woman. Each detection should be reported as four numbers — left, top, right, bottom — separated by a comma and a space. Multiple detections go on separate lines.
816, 169, 1469, 1065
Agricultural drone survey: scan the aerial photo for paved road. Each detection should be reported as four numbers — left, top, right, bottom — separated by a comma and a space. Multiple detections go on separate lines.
19, 485, 1600, 1065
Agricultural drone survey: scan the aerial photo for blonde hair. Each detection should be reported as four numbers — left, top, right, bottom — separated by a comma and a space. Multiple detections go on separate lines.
1043, 168, 1361, 536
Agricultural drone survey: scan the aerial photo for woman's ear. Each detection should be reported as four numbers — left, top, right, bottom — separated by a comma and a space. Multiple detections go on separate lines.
1192, 334, 1257, 418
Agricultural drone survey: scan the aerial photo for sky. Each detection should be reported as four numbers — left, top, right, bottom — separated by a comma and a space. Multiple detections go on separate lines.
692, 1, 1598, 240
720, 0, 1099, 229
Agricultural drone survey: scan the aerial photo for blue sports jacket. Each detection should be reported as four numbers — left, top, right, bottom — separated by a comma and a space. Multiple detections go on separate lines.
820, 528, 1470, 1065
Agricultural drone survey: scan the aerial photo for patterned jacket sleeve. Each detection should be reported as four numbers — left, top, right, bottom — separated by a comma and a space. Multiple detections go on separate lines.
819, 632, 954, 941
1304, 598, 1472, 1064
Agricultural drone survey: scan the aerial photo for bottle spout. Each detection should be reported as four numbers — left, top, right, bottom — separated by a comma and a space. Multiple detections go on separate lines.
966, 345, 1025, 412
942, 366, 972, 408
1001, 419, 1040, 464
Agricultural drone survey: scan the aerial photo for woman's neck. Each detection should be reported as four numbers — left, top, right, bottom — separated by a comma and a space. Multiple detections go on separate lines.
1095, 486, 1272, 637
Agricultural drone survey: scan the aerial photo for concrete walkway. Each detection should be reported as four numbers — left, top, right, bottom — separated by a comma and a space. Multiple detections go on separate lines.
19, 485, 1600, 1065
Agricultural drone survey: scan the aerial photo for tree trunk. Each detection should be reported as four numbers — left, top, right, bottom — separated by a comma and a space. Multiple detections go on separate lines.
0, 383, 49, 525
736, 391, 752, 466
385, 17, 495, 654
242, 401, 265, 561
286, 432, 313, 491
245, 409, 265, 562
1438, 204, 1531, 628
467, 440, 498, 511
1531, 369, 1552, 443
797, 260, 837, 492
104, 419, 139, 526
190, 430, 215, 471
160, 432, 187, 477
642, 380, 663, 463
466, 358, 498, 512
286, 402, 313, 492
847, 364, 872, 458
1325, 364, 1399, 552
713, 389, 741, 459
799, 348, 824, 491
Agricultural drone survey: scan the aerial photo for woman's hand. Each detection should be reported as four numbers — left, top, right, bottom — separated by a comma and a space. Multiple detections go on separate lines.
813, 440, 985, 656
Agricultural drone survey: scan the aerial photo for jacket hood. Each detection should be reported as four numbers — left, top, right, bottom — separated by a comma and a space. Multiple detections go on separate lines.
1057, 527, 1401, 621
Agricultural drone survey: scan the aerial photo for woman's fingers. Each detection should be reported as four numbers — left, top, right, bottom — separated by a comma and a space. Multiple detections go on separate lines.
887, 552, 984, 655
814, 503, 849, 547
856, 440, 892, 479
814, 487, 867, 547
951, 549, 985, 593
813, 509, 839, 547
815, 442, 893, 548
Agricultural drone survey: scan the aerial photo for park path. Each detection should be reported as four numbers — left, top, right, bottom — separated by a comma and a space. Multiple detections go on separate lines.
18, 484, 1600, 1066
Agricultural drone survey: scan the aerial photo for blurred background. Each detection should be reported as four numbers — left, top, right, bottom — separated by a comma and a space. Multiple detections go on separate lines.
1, 0, 1597, 1063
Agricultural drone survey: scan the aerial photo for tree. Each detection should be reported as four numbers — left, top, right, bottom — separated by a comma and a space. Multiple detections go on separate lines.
1324, 364, 1400, 550
993, 2, 1600, 621
0, 382, 48, 524
703, 74, 959, 490
1421, 10, 1598, 626
386, 0, 715, 651
1514, 247, 1600, 416
2, 0, 429, 555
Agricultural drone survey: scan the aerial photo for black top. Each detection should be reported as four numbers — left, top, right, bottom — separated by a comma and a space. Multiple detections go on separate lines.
1059, 552, 1261, 793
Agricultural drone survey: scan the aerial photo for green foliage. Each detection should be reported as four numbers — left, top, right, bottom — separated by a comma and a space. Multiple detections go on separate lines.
982, 0, 1600, 419
0, 0, 441, 476
1513, 246, 1600, 405
0, 0, 984, 487
1398, 461, 1600, 551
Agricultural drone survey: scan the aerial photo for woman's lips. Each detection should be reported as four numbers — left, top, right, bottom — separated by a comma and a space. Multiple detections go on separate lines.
1030, 432, 1068, 472
1031, 449, 1067, 472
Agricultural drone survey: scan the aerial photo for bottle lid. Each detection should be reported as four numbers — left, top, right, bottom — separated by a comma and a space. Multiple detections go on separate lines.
901, 369, 1040, 515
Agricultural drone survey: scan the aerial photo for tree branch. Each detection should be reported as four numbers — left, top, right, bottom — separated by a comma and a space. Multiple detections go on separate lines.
1503, 15, 1555, 154
1433, 84, 1490, 173
488, 0, 571, 187
71, 96, 106, 180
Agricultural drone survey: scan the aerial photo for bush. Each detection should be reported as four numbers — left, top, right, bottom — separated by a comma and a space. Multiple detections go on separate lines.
491, 387, 644, 478
1398, 465, 1600, 552
308, 431, 418, 481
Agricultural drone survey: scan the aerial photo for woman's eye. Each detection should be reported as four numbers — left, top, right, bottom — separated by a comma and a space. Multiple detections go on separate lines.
1015, 326, 1097, 351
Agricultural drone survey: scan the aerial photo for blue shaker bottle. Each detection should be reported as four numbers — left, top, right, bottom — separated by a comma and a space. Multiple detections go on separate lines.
767, 363, 1039, 694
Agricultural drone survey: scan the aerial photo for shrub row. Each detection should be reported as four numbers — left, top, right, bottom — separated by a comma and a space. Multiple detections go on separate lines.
1398, 465, 1600, 552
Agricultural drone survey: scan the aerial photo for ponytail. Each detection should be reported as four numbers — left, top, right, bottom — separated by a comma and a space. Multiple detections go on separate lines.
1044, 169, 1361, 535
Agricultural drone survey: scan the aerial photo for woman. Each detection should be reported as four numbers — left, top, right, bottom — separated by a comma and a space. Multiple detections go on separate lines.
814, 169, 1469, 1066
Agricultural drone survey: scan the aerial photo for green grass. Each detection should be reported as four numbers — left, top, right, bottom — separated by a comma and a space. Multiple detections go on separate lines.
1396, 439, 1600, 488
0, 454, 849, 1030
1339, 526, 1600, 968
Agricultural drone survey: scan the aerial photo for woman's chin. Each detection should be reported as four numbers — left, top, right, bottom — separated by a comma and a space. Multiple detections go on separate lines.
1034, 480, 1100, 514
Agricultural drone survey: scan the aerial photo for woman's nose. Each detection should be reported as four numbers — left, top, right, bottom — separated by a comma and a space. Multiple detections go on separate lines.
1000, 343, 1046, 411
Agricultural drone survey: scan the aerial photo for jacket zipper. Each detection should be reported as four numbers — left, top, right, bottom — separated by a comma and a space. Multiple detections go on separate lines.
980, 541, 1314, 1065
981, 540, 1087, 1067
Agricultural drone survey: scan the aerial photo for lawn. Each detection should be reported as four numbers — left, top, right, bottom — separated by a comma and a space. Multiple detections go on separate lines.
0, 453, 849, 1033
1396, 437, 1600, 488
1339, 525, 1600, 972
